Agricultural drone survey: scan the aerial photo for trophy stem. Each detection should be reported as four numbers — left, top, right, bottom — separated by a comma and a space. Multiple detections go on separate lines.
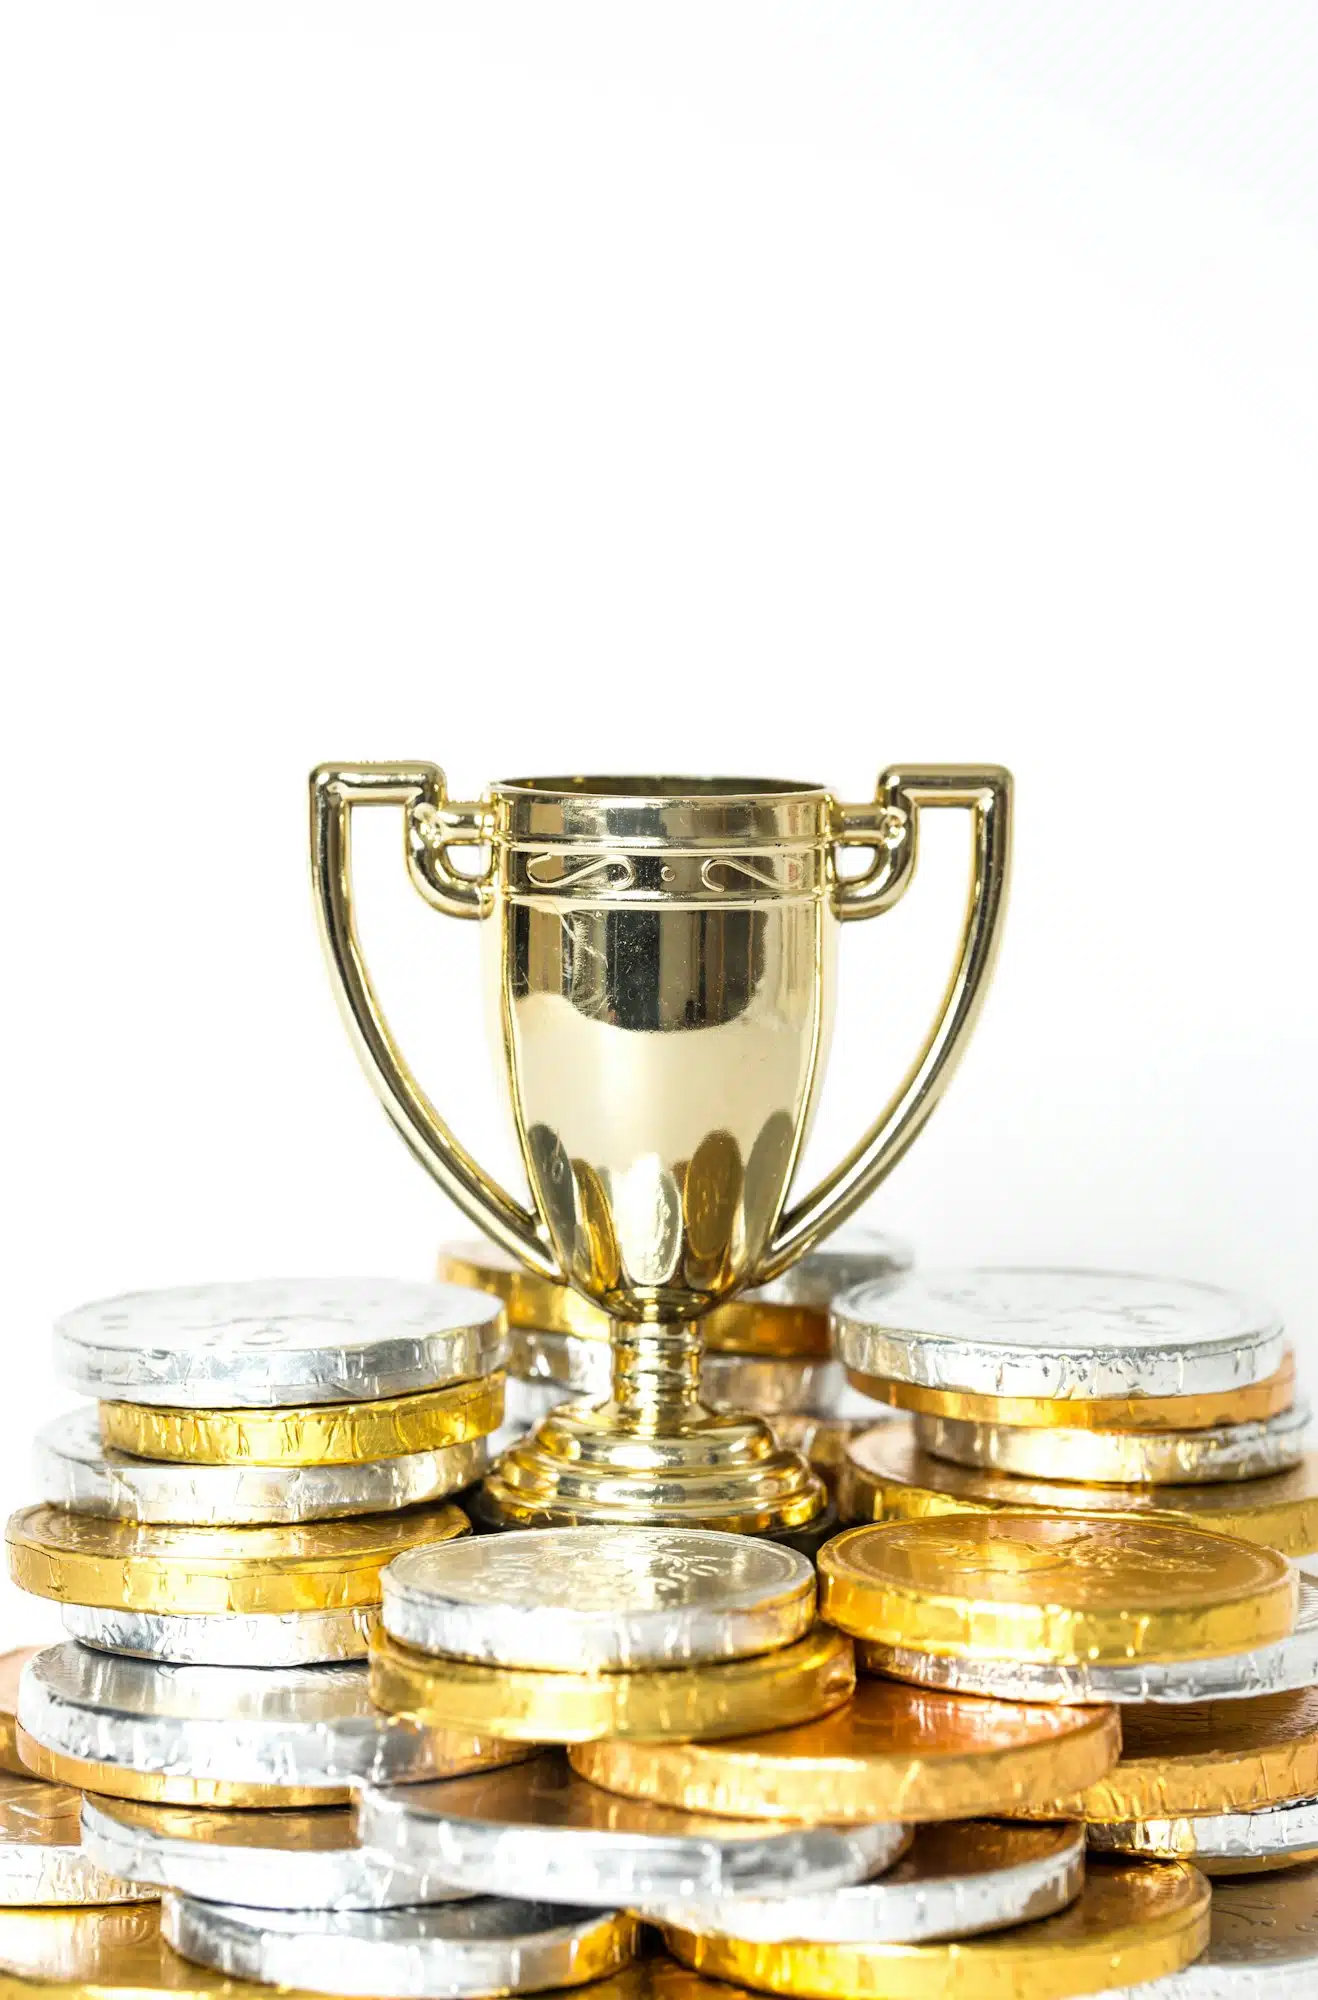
609, 1320, 703, 1433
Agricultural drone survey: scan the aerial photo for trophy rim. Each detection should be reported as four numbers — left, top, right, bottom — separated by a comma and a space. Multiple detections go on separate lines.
492, 774, 830, 803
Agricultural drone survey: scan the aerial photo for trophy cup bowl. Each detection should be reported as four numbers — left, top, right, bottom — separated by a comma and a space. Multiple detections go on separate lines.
311, 766, 1012, 1532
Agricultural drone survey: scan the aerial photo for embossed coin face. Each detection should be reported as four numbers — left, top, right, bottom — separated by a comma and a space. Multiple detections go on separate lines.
55, 1277, 505, 1407
382, 1527, 815, 1670
663, 1858, 1210, 2000
834, 1268, 1285, 1401
360, 1752, 907, 1908
570, 1677, 1120, 1823
6, 1502, 471, 1616
819, 1514, 1297, 1665
841, 1422, 1318, 1559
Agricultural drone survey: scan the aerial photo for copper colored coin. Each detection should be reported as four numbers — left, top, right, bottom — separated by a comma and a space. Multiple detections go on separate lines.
570, 1677, 1119, 1824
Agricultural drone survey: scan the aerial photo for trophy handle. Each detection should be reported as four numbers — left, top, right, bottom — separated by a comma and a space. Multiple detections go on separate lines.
309, 762, 559, 1280
759, 764, 1013, 1279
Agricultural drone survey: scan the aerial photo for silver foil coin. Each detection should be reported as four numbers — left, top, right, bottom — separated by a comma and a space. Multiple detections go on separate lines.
0, 1772, 149, 1907
162, 1891, 638, 1998
36, 1407, 492, 1526
61, 1603, 375, 1667
359, 1753, 907, 1907
1087, 1793, 1318, 1868
914, 1404, 1311, 1485
862, 1573, 1318, 1705
18, 1644, 494, 1791
648, 1820, 1085, 1943
381, 1526, 815, 1671
55, 1276, 505, 1408
80, 1795, 465, 1912
749, 1226, 913, 1309
833, 1268, 1285, 1401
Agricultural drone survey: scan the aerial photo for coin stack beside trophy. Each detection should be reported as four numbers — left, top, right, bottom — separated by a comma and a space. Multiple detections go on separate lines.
0, 759, 1314, 1996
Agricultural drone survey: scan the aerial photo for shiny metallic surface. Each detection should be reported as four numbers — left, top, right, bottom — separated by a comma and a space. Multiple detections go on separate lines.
639, 1820, 1081, 1944
0, 1902, 283, 1994
839, 1422, 1318, 1559
163, 1890, 639, 1998
54, 1277, 505, 1409
0, 1773, 148, 1907
79, 1796, 467, 1913
313, 763, 1011, 1529
7, 1501, 470, 1615
370, 1624, 855, 1746
751, 1228, 914, 1309
505, 1335, 882, 1422
1096, 1861, 1318, 1997
99, 1377, 504, 1468
861, 1574, 1318, 1705
1087, 1793, 1318, 1869
359, 1753, 906, 1907
61, 1603, 375, 1667
17, 1644, 529, 1793
570, 1678, 1120, 1823
36, 1408, 492, 1526
663, 1860, 1211, 2000
849, 1354, 1300, 1433
819, 1515, 1297, 1666
381, 1528, 815, 1670
833, 1269, 1285, 1401
0, 1650, 40, 1778
916, 1404, 1311, 1485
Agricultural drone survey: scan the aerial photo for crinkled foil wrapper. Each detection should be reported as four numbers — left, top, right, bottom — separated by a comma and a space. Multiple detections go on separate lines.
1088, 1793, 1318, 1864
55, 1275, 506, 1407
62, 1604, 375, 1667
36, 1407, 490, 1527
638, 1823, 1084, 1945
19, 1644, 525, 1790
833, 1269, 1286, 1401
0, 1773, 149, 1908
79, 1798, 466, 1913
915, 1403, 1311, 1486
162, 1891, 639, 1997
860, 1575, 1318, 1706
359, 1764, 904, 1906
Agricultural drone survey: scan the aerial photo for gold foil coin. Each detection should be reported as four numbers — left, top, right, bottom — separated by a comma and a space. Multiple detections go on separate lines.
840, 1421, 1318, 1557
13, 1733, 347, 1809
98, 1375, 504, 1467
570, 1676, 1120, 1823
818, 1514, 1297, 1664
846, 1350, 1297, 1431
7, 1502, 469, 1615
0, 1900, 312, 1995
663, 1856, 1209, 2000
0, 1655, 39, 1780
369, 1624, 855, 1745
438, 1243, 832, 1358
1036, 1686, 1318, 1821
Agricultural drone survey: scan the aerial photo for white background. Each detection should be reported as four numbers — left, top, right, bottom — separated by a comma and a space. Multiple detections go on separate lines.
2, 3, 1315, 1639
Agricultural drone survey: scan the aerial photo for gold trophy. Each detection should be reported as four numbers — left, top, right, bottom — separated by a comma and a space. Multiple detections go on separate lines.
310, 766, 1012, 1532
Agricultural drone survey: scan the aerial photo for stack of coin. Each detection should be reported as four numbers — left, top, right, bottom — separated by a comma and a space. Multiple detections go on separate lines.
438, 1226, 911, 1489
834, 1268, 1317, 1564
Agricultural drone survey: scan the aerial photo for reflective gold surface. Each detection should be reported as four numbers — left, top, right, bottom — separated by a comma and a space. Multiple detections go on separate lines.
771, 1416, 876, 1487
312, 764, 1011, 1527
0, 1901, 318, 1994
7, 1503, 469, 1614
369, 1624, 855, 1745
819, 1514, 1297, 1663
1036, 1688, 1318, 1820
840, 1421, 1318, 1556
663, 1858, 1209, 2000
847, 1351, 1297, 1431
0, 1653, 40, 1779
15, 1735, 348, 1810
570, 1677, 1119, 1822
439, 1243, 833, 1359
82, 1797, 367, 1855
99, 1378, 503, 1467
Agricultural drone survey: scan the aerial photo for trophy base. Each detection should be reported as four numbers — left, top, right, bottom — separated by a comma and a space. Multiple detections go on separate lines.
479, 1397, 828, 1534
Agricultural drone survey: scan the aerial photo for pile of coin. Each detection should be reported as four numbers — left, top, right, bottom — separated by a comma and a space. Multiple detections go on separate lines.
438, 1226, 910, 1492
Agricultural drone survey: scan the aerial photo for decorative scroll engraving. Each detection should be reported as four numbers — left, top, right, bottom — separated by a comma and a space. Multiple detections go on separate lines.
524, 853, 638, 893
